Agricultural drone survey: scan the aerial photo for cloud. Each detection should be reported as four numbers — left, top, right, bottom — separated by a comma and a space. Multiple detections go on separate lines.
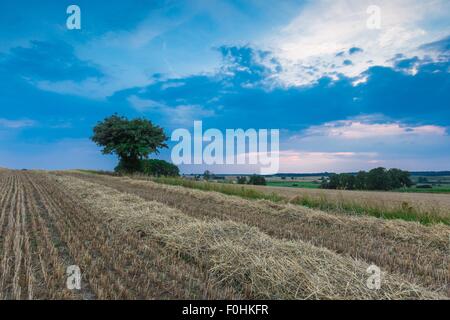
0, 118, 35, 128
277, 150, 379, 173
160, 105, 215, 126
109, 43, 450, 135
266, 0, 450, 87
302, 119, 447, 139
125, 93, 215, 126
1, 40, 102, 82
0, 40, 113, 100
420, 35, 450, 54
281, 115, 450, 172
127, 95, 164, 111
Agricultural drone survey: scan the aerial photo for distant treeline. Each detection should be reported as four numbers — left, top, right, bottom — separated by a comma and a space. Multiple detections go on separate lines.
320, 167, 413, 191
408, 171, 450, 177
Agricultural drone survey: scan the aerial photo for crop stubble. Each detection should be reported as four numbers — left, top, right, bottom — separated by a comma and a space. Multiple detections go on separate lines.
1, 170, 448, 299
53, 172, 447, 299
62, 171, 450, 296
0, 170, 238, 299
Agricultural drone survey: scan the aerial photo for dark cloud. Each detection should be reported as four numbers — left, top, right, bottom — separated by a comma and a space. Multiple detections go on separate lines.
420, 35, 450, 53
394, 56, 420, 69
0, 40, 103, 81
110, 44, 450, 132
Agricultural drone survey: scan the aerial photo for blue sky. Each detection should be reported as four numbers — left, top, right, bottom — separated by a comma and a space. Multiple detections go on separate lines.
0, 0, 449, 173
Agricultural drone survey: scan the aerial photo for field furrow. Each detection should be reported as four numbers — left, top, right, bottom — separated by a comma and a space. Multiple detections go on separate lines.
0, 175, 19, 299
0, 175, 14, 239
51, 172, 446, 299
0, 170, 241, 299
1, 169, 448, 299
62, 171, 449, 296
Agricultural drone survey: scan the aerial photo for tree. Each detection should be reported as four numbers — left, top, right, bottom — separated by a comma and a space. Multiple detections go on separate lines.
141, 159, 179, 177
387, 168, 412, 189
339, 173, 356, 190
327, 174, 340, 189
248, 175, 266, 185
355, 171, 368, 190
418, 177, 429, 184
320, 168, 412, 191
367, 167, 391, 190
203, 170, 213, 181
91, 114, 168, 173
237, 176, 247, 184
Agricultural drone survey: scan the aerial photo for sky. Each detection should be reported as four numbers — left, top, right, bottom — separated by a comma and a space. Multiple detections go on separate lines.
0, 0, 449, 173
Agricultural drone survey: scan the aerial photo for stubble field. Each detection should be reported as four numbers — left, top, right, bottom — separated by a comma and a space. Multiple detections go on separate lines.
0, 169, 448, 299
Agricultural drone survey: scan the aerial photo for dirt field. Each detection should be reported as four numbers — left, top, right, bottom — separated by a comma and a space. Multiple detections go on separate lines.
0, 170, 448, 299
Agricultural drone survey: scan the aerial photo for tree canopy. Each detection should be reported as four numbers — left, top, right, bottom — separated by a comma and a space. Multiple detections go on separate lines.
321, 167, 413, 191
248, 175, 267, 185
141, 159, 179, 177
91, 114, 168, 172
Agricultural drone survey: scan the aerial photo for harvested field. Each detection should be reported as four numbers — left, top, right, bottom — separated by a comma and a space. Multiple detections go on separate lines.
1, 169, 448, 299
131, 174, 450, 224
61, 171, 449, 297
0, 170, 239, 299
244, 184, 450, 222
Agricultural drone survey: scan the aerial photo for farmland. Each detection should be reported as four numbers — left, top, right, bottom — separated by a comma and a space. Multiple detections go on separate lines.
130, 174, 450, 225
0, 169, 449, 299
242, 183, 450, 224
265, 174, 450, 193
266, 180, 320, 189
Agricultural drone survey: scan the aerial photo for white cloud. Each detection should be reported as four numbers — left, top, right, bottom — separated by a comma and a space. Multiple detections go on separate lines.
23, 0, 450, 100
35, 71, 152, 100
127, 95, 164, 111
302, 119, 447, 139
162, 105, 215, 126
273, 150, 380, 173
265, 0, 450, 87
279, 115, 450, 172
126, 95, 215, 126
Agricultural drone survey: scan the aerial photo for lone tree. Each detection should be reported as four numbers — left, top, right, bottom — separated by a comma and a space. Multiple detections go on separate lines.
91, 114, 168, 173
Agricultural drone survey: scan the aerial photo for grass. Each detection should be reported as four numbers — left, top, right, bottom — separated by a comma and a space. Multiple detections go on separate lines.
71, 171, 450, 225
151, 176, 284, 202
289, 195, 448, 225
396, 185, 450, 194
268, 179, 450, 194
146, 176, 449, 225
266, 180, 320, 188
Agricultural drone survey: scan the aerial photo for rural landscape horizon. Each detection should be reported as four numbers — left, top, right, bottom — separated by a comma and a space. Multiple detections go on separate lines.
0, 0, 449, 309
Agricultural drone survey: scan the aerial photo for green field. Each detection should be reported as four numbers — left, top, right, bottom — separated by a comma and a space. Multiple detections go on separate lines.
267, 181, 450, 193
266, 176, 450, 194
